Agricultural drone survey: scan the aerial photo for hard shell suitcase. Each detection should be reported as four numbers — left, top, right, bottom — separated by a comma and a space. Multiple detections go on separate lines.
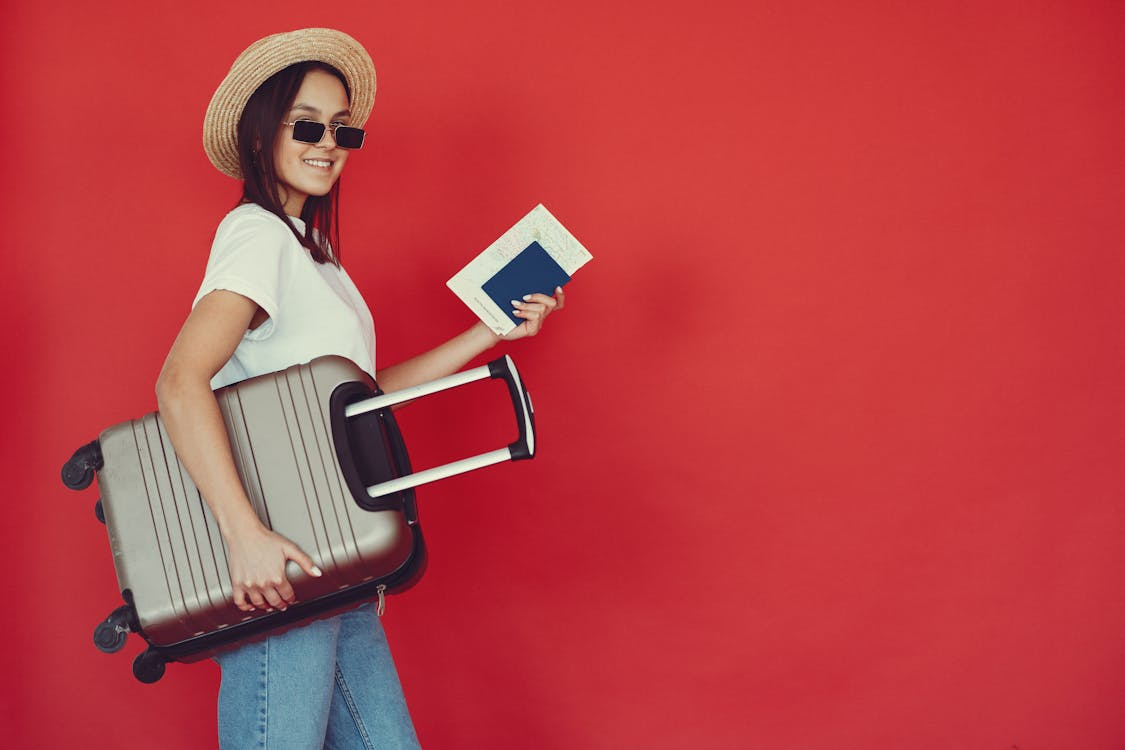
62, 355, 534, 683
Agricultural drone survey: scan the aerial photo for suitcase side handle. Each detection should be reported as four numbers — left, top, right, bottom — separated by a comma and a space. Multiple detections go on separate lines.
345, 356, 536, 500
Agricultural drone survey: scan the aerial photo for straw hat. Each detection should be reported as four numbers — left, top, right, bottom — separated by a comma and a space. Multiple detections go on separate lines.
203, 28, 377, 179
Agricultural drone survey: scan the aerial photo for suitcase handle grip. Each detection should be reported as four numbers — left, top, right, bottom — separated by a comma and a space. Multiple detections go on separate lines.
345, 356, 536, 499
487, 355, 535, 461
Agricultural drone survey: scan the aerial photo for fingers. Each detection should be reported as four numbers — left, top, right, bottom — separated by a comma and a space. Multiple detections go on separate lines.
509, 300, 542, 334
285, 542, 323, 580
233, 584, 276, 613
520, 289, 562, 311
235, 580, 291, 613
232, 540, 322, 615
262, 586, 287, 611
233, 586, 267, 613
276, 580, 297, 606
510, 288, 564, 337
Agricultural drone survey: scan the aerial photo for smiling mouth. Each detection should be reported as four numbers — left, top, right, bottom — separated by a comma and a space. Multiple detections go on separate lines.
304, 159, 333, 168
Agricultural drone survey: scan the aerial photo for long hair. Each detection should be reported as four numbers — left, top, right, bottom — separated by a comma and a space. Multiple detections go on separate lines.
236, 61, 350, 265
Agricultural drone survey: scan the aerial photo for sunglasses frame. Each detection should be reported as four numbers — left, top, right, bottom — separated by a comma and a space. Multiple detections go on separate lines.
281, 119, 366, 150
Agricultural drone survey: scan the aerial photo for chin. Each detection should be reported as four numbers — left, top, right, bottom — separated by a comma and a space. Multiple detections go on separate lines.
296, 181, 337, 201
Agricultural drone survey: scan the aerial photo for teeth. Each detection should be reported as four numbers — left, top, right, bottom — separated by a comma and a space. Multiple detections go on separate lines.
304, 159, 332, 168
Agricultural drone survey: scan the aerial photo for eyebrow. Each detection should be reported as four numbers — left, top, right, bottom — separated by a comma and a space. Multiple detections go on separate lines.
289, 103, 352, 118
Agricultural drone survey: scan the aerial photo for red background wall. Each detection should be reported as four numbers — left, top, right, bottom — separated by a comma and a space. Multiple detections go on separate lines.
3, 2, 1124, 748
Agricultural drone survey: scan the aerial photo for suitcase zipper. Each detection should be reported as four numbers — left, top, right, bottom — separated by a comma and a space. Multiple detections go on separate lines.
376, 584, 387, 617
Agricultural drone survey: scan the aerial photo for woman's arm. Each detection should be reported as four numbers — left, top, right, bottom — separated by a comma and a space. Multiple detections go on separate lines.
153, 286, 564, 611
156, 290, 320, 614
376, 288, 565, 393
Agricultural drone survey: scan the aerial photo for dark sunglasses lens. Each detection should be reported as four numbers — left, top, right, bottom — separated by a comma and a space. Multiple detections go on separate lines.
335, 126, 365, 149
292, 120, 326, 144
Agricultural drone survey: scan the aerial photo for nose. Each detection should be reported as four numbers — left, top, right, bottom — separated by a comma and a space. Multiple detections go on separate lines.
315, 125, 337, 149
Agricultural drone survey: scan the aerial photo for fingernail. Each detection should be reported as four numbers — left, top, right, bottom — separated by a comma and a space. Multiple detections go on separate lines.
510, 300, 521, 307
556, 286, 563, 294
311, 566, 323, 577
523, 294, 533, 301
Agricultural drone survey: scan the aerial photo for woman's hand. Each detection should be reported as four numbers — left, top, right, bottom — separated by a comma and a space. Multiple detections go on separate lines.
501, 286, 567, 341
374, 287, 570, 395
225, 521, 322, 613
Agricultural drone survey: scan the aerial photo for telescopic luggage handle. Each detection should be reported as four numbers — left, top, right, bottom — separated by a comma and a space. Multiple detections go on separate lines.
345, 355, 535, 499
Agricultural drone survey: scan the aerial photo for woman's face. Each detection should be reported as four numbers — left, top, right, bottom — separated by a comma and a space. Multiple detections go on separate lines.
274, 68, 352, 216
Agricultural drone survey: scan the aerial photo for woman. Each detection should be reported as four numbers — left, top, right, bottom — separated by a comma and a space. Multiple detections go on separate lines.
156, 28, 564, 749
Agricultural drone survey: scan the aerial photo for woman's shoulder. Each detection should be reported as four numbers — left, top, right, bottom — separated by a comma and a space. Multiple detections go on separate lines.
213, 203, 305, 249
217, 202, 302, 232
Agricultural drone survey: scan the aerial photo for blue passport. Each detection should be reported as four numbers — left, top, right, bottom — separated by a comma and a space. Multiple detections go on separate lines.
481, 241, 571, 327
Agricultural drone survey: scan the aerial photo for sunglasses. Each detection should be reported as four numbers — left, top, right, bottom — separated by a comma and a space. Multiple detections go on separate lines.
281, 120, 366, 150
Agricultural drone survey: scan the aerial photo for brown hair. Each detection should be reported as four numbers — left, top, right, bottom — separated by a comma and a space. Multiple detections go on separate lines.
235, 61, 350, 265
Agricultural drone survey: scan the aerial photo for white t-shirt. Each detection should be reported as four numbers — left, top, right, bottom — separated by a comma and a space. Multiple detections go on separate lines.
193, 203, 376, 389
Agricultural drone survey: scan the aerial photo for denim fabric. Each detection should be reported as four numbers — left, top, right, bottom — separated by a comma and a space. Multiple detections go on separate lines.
215, 602, 421, 749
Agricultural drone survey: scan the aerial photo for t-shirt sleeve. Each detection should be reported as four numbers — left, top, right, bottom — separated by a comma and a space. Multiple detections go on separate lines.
193, 210, 293, 341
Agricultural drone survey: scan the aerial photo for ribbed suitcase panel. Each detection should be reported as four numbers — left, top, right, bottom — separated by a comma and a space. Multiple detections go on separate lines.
136, 416, 196, 632
299, 362, 415, 584
151, 416, 226, 634
222, 368, 354, 585
100, 356, 416, 650
219, 360, 412, 590
138, 415, 235, 640
101, 418, 219, 645
159, 417, 232, 636
278, 365, 359, 577
101, 420, 176, 636
288, 362, 370, 586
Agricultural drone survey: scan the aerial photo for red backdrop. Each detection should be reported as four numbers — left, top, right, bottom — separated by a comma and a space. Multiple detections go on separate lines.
3, 2, 1125, 748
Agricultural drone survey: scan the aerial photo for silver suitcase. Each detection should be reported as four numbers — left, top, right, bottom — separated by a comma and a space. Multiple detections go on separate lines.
62, 355, 534, 682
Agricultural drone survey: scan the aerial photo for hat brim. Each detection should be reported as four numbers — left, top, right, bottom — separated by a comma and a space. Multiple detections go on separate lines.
203, 28, 376, 179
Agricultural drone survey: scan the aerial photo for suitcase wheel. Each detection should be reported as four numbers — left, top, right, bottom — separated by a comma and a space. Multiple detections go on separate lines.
132, 648, 166, 684
93, 605, 133, 654
61, 440, 103, 490
93, 620, 127, 653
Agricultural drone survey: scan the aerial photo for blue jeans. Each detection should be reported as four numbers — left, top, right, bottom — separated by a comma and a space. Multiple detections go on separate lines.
215, 603, 421, 749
